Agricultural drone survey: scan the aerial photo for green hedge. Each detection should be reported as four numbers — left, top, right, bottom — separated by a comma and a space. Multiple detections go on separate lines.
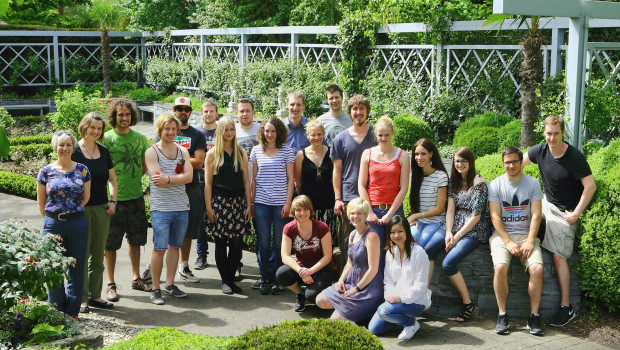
107, 327, 231, 350
13, 115, 48, 126
475, 151, 541, 183
497, 119, 522, 150
392, 113, 432, 151
10, 143, 54, 160
226, 319, 383, 350
9, 135, 53, 146
454, 126, 500, 158
0, 172, 37, 199
453, 111, 514, 146
577, 138, 620, 312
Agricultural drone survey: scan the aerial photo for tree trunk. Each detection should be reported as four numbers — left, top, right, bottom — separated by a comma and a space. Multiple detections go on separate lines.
101, 29, 111, 96
519, 28, 545, 148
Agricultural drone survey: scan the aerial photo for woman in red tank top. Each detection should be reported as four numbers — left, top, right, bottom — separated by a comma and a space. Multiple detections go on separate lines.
358, 116, 410, 265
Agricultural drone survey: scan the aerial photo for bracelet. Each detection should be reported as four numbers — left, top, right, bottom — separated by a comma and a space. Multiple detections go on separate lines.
355, 285, 362, 292
335, 197, 342, 201
167, 175, 171, 184
455, 232, 463, 238
108, 200, 117, 204
421, 211, 425, 219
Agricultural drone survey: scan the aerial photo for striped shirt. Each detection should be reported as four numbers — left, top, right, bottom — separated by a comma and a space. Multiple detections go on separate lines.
250, 145, 295, 206
148, 144, 190, 212
418, 170, 448, 224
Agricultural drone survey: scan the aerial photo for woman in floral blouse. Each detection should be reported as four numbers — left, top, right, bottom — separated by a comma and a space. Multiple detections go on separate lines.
443, 146, 491, 322
37, 130, 91, 318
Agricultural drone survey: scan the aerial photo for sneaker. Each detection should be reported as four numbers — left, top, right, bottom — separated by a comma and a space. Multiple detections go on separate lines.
150, 289, 164, 305
398, 320, 420, 340
105, 283, 119, 302
221, 283, 233, 295
131, 278, 152, 292
163, 284, 187, 298
550, 305, 576, 327
235, 264, 242, 281
194, 256, 208, 270
271, 282, 283, 295
294, 293, 306, 312
259, 281, 272, 295
495, 314, 510, 335
141, 264, 152, 283
178, 263, 200, 283
252, 279, 264, 289
527, 313, 545, 336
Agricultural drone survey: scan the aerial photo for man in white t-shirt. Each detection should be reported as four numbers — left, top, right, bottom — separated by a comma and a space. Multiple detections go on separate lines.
488, 146, 544, 337
317, 85, 351, 147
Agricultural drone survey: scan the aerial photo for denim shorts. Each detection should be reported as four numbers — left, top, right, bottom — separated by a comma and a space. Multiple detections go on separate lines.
151, 210, 189, 250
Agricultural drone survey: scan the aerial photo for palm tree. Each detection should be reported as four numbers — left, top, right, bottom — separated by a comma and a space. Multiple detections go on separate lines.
484, 15, 547, 148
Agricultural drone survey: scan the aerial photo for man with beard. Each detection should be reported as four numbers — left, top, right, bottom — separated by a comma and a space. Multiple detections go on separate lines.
103, 98, 151, 301
331, 94, 377, 270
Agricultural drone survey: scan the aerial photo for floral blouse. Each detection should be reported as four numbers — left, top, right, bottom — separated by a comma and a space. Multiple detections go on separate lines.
37, 163, 91, 213
448, 180, 491, 243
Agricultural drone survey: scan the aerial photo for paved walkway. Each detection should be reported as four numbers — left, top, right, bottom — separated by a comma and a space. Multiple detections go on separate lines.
0, 193, 609, 350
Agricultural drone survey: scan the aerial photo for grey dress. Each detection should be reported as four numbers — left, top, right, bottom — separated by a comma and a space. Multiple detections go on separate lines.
322, 228, 384, 322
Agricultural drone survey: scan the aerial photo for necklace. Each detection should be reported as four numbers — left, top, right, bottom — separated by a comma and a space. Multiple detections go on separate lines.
82, 142, 97, 159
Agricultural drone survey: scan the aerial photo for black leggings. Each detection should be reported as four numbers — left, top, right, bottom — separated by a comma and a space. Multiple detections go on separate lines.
276, 264, 334, 303
214, 235, 243, 284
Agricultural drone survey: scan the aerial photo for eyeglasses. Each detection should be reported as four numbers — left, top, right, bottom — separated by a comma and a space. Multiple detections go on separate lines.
175, 107, 192, 112
503, 160, 521, 166
455, 160, 469, 164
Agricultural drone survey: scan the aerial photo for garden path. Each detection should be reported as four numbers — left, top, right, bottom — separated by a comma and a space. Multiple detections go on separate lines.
0, 193, 611, 350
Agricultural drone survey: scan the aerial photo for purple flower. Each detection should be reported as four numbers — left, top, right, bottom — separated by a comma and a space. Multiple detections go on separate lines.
16, 312, 24, 319
14, 320, 23, 328
11, 338, 21, 345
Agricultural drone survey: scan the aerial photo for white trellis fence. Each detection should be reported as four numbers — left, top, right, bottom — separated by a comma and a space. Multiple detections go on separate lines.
1, 19, 619, 103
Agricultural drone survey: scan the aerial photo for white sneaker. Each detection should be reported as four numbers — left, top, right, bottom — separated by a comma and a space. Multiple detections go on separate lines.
178, 263, 200, 283
398, 320, 420, 341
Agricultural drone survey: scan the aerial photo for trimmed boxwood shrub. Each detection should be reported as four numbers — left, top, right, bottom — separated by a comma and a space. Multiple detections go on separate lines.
226, 319, 383, 350
0, 172, 37, 199
454, 111, 514, 146
392, 113, 432, 151
577, 138, 620, 312
13, 115, 48, 126
454, 126, 500, 158
9, 143, 54, 162
107, 327, 231, 350
497, 119, 522, 150
9, 135, 53, 146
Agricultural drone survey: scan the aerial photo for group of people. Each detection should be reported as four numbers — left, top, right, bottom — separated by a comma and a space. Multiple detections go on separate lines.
36, 84, 595, 340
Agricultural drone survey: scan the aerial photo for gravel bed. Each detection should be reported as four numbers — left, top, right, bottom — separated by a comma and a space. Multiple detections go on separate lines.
76, 312, 142, 347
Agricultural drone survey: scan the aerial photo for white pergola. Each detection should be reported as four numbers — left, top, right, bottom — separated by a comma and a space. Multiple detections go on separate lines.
494, 0, 620, 148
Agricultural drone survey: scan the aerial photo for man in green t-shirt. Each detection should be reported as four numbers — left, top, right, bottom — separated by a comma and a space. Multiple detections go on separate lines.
102, 98, 151, 302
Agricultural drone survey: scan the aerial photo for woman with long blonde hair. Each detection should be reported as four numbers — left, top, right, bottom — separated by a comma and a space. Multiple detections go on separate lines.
205, 116, 252, 294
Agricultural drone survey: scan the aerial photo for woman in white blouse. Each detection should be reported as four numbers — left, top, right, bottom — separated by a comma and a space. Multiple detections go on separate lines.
368, 215, 431, 341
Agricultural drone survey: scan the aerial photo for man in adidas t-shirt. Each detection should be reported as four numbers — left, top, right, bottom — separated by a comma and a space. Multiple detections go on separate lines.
488, 146, 544, 337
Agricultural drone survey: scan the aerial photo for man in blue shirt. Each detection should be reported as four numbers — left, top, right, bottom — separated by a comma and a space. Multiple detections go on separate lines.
284, 91, 310, 154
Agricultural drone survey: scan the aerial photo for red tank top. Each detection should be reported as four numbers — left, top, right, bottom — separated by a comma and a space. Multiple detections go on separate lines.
367, 148, 402, 205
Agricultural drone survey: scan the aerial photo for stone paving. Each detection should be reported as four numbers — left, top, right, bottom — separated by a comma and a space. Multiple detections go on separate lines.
0, 193, 610, 350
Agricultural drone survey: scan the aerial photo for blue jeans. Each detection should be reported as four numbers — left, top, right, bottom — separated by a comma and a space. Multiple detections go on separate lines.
442, 236, 480, 276
151, 210, 188, 250
368, 301, 425, 335
411, 221, 445, 260
43, 214, 89, 317
254, 203, 286, 282
196, 216, 209, 257
369, 206, 404, 271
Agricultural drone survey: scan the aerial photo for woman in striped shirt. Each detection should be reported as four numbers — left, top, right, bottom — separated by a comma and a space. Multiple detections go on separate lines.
407, 138, 448, 285
250, 117, 295, 296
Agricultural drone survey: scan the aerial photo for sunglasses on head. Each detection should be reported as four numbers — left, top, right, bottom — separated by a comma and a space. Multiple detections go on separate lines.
175, 106, 192, 112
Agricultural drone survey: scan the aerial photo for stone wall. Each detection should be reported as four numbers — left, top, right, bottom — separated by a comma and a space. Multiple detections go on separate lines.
426, 243, 581, 319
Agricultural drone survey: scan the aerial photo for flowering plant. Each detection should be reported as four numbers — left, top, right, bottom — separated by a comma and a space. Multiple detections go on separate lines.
0, 218, 75, 313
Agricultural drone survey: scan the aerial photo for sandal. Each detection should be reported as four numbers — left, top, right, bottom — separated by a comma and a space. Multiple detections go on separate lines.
456, 302, 475, 322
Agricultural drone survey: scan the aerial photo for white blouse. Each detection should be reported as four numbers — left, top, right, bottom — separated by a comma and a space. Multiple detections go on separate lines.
383, 243, 431, 307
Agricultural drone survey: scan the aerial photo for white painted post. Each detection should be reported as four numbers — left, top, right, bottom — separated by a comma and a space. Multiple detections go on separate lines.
239, 34, 247, 67
200, 35, 206, 58
435, 43, 443, 96
565, 16, 589, 147
52, 35, 60, 84
550, 27, 565, 76
291, 33, 299, 64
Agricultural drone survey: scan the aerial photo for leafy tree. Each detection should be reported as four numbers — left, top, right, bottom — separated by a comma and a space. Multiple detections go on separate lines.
0, 0, 87, 26
124, 0, 196, 31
